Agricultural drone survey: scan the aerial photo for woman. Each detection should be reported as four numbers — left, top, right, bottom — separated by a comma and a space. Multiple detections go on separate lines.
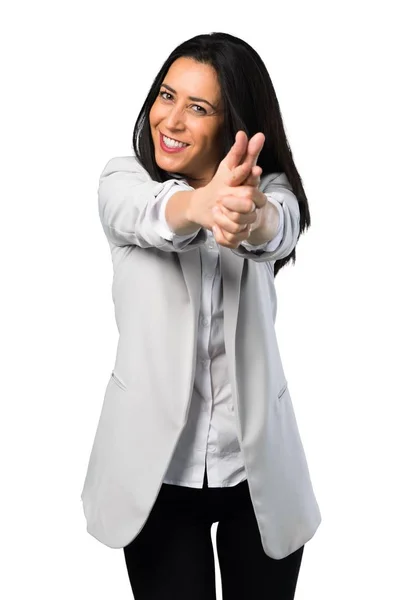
81, 32, 321, 599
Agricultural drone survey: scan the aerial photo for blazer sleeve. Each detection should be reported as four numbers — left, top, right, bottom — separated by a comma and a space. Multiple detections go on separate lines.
97, 156, 207, 251
231, 172, 300, 262
151, 185, 205, 251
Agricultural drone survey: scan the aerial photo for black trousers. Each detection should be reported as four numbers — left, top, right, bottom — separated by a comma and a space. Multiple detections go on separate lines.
123, 468, 304, 599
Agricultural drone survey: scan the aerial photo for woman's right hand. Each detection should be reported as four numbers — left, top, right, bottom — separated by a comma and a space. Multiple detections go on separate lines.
187, 130, 265, 234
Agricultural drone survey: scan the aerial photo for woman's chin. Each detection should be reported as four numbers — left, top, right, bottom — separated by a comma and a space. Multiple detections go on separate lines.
156, 153, 187, 171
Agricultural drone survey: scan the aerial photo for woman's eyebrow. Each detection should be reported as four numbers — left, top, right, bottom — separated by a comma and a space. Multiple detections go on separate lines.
161, 83, 217, 111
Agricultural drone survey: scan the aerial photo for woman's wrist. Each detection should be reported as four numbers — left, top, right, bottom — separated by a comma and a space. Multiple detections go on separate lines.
246, 200, 280, 246
165, 190, 202, 236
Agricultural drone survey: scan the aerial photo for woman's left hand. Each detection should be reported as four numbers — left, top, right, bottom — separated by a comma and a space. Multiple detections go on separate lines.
212, 166, 266, 248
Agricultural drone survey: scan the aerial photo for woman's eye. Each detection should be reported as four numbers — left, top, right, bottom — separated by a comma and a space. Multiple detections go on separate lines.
192, 105, 206, 114
159, 91, 206, 115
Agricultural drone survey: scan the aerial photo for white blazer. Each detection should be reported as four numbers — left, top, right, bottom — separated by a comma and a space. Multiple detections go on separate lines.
80, 156, 322, 560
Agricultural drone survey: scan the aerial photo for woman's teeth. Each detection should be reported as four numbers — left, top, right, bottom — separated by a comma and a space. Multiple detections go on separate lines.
162, 135, 188, 148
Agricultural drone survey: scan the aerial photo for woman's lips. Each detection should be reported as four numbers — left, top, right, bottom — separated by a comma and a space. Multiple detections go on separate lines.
159, 132, 189, 154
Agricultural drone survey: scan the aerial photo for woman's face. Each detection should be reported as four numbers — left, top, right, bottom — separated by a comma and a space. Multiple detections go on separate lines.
149, 57, 224, 188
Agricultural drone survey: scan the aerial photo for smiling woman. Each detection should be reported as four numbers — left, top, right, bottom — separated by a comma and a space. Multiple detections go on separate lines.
149, 57, 224, 188
81, 31, 321, 600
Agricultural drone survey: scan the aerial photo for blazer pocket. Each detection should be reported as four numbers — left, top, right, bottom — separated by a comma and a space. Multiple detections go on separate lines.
277, 380, 288, 400
111, 371, 127, 391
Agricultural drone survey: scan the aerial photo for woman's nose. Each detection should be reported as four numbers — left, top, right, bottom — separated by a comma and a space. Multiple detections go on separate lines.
164, 105, 185, 129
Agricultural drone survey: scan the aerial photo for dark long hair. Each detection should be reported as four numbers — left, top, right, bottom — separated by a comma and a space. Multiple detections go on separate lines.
132, 32, 310, 277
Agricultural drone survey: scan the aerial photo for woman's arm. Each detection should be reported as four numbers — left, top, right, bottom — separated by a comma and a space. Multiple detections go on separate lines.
241, 196, 284, 251
231, 172, 300, 262
98, 156, 207, 251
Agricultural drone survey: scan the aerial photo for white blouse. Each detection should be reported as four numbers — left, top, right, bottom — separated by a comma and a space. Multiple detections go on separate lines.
148, 181, 284, 488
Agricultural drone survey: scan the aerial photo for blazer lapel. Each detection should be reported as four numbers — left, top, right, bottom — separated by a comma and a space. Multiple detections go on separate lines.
178, 248, 202, 327
219, 245, 244, 346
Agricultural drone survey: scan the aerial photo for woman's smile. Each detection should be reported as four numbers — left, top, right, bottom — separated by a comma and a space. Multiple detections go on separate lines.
159, 131, 190, 153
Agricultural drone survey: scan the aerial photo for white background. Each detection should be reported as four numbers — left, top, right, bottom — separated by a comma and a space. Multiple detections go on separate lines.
1, 1, 399, 598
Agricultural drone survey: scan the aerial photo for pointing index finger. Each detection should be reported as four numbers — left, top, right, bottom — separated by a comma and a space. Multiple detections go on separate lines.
224, 130, 248, 170
242, 132, 265, 170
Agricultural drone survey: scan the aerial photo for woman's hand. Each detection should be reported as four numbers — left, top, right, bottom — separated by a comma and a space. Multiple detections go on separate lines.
215, 130, 265, 189
210, 130, 267, 248
187, 130, 266, 248
211, 168, 267, 248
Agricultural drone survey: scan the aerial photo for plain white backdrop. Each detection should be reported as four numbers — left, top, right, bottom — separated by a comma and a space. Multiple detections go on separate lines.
1, 1, 399, 598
